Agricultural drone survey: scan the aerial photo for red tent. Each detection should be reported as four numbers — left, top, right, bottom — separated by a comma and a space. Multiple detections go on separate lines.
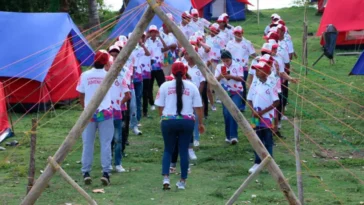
317, 0, 364, 46
0, 82, 11, 143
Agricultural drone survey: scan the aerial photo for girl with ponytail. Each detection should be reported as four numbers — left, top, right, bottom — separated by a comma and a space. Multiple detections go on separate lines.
154, 61, 205, 190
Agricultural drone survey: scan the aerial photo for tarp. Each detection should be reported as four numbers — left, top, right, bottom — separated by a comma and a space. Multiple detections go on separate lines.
317, 0, 364, 35
192, 0, 252, 9
0, 82, 9, 135
109, 0, 192, 39
0, 12, 94, 82
350, 52, 364, 75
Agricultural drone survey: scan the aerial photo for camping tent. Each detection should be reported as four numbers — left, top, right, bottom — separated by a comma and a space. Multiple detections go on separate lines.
311, 0, 328, 13
316, 0, 364, 47
0, 82, 12, 143
0, 12, 94, 112
350, 52, 364, 75
192, 0, 252, 21
109, 0, 192, 39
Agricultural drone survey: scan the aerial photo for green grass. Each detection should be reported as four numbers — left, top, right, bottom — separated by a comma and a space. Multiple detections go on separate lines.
1, 6, 363, 205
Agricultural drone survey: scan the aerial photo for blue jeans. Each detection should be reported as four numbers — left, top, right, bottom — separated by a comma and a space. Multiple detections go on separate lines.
194, 112, 199, 141
254, 127, 274, 164
130, 89, 138, 128
133, 81, 143, 121
161, 119, 194, 180
113, 119, 123, 166
222, 94, 242, 140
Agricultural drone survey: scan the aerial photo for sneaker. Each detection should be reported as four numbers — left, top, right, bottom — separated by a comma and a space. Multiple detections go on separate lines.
211, 105, 217, 111
83, 172, 92, 185
278, 122, 282, 129
231, 138, 238, 145
225, 138, 231, 144
176, 181, 186, 190
133, 127, 142, 135
216, 99, 222, 104
100, 172, 110, 186
115, 165, 126, 173
281, 116, 288, 121
151, 105, 156, 111
163, 178, 171, 190
248, 164, 260, 174
188, 168, 191, 174
109, 165, 113, 171
193, 140, 200, 147
170, 167, 176, 174
137, 123, 142, 127
188, 149, 197, 160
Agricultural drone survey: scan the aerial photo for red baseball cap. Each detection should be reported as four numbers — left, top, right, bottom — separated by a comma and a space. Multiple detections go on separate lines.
261, 43, 273, 54
233, 26, 244, 34
209, 23, 220, 33
191, 9, 199, 16
265, 32, 279, 42
148, 25, 159, 33
182, 11, 191, 19
252, 61, 271, 74
259, 54, 274, 65
95, 50, 110, 65
172, 61, 188, 76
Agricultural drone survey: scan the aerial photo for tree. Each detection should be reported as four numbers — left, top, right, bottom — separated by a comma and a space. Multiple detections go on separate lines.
88, 0, 100, 28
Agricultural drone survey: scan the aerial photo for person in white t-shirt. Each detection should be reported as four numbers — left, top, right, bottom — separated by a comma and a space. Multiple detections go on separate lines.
226, 26, 256, 111
76, 51, 114, 186
190, 8, 211, 33
215, 50, 244, 145
179, 11, 194, 40
107, 46, 132, 173
160, 13, 178, 76
264, 13, 280, 35
217, 15, 234, 42
155, 62, 204, 190
247, 62, 280, 174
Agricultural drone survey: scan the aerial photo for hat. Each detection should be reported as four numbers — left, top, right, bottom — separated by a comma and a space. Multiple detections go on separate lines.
95, 50, 110, 65
259, 54, 274, 65
271, 13, 281, 20
114, 41, 124, 49
221, 13, 229, 18
166, 13, 174, 21
182, 11, 191, 19
118, 35, 128, 45
261, 43, 273, 54
148, 25, 159, 33
233, 26, 244, 34
217, 15, 227, 23
251, 61, 271, 74
108, 45, 120, 53
191, 9, 199, 16
172, 61, 188, 76
265, 32, 279, 42
128, 32, 133, 39
277, 24, 287, 33
209, 23, 220, 32
221, 49, 232, 59
277, 19, 286, 26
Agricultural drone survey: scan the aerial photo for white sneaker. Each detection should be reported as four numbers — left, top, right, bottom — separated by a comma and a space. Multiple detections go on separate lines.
231, 138, 238, 145
211, 105, 217, 111
163, 178, 170, 190
248, 164, 260, 174
176, 181, 186, 190
109, 165, 113, 171
115, 165, 126, 173
188, 149, 197, 160
151, 105, 156, 111
278, 122, 282, 129
281, 116, 288, 121
133, 127, 142, 135
225, 138, 231, 144
137, 123, 142, 127
216, 99, 222, 104
193, 140, 200, 147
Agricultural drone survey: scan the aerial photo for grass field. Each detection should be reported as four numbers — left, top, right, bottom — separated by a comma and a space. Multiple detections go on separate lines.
1, 6, 363, 205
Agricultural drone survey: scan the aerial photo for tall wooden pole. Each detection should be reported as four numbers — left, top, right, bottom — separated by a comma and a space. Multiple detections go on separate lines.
294, 118, 304, 204
147, 1, 300, 204
26, 119, 37, 194
257, 0, 260, 25
20, 7, 156, 205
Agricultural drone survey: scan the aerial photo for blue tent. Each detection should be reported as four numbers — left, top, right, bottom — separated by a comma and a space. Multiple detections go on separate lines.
109, 0, 192, 40
350, 52, 364, 75
0, 12, 94, 82
203, 0, 246, 21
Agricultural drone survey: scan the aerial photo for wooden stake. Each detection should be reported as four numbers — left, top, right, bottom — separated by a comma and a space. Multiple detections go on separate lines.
47, 157, 97, 205
294, 118, 304, 204
20, 7, 156, 205
147, 1, 301, 204
26, 119, 37, 194
226, 156, 271, 205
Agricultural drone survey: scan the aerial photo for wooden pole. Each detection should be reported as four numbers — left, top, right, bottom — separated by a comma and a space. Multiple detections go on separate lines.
226, 156, 271, 205
302, 2, 308, 76
47, 157, 97, 205
147, 1, 301, 204
26, 119, 37, 194
20, 7, 156, 205
257, 0, 260, 25
294, 118, 304, 204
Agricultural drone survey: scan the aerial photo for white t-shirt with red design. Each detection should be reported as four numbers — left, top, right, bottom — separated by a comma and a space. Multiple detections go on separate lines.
154, 80, 203, 116
76, 68, 112, 111
197, 46, 211, 63
187, 65, 206, 89
206, 35, 226, 60
226, 38, 255, 67
179, 23, 194, 40
278, 40, 290, 64
215, 62, 244, 94
145, 37, 164, 64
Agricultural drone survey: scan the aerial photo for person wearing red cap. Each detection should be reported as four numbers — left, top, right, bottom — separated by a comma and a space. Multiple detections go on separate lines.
264, 14, 281, 35
76, 51, 114, 186
247, 61, 280, 174
179, 11, 194, 40
215, 50, 244, 145
145, 25, 169, 114
155, 61, 204, 190
217, 15, 234, 43
160, 14, 179, 76
190, 8, 211, 33
226, 26, 256, 112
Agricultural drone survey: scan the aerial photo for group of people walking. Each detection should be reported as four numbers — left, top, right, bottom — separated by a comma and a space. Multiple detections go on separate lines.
76, 9, 297, 189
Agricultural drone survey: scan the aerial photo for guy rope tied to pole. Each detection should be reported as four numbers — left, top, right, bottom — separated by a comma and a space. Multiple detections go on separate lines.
21, 6, 156, 205
146, 0, 300, 204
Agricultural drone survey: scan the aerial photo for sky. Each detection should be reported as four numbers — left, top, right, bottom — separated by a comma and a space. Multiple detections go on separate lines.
104, 0, 296, 11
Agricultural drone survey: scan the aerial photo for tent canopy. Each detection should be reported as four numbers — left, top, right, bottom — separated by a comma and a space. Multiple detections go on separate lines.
0, 82, 10, 135
109, 0, 192, 39
0, 12, 94, 82
191, 0, 252, 10
317, 0, 364, 36
350, 52, 364, 75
